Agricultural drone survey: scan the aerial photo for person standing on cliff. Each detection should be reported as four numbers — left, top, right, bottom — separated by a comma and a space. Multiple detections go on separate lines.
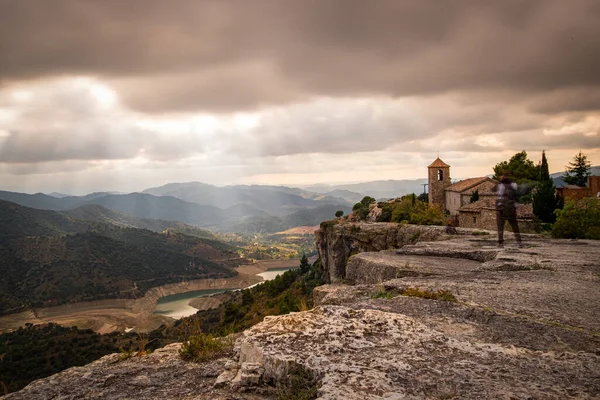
495, 171, 523, 248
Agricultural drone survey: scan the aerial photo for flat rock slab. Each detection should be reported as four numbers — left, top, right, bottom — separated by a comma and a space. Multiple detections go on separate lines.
238, 306, 600, 399
344, 236, 600, 334
347, 250, 483, 284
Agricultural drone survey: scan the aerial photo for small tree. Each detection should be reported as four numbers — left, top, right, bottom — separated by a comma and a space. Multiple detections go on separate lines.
299, 253, 310, 274
352, 196, 376, 220
563, 151, 591, 187
493, 151, 540, 183
335, 210, 344, 218
469, 189, 479, 203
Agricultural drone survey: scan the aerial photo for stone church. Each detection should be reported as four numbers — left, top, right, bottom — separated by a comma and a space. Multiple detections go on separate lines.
427, 157, 533, 229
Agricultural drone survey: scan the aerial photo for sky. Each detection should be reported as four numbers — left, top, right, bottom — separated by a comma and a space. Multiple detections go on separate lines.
0, 0, 599, 195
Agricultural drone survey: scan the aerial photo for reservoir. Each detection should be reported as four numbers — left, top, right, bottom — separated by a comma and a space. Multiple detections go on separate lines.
153, 263, 300, 319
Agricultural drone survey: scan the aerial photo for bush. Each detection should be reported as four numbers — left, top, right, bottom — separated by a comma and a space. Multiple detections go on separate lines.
552, 198, 600, 239
352, 196, 376, 220
179, 333, 233, 362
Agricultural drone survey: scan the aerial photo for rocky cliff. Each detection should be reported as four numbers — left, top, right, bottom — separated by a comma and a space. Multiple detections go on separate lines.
6, 223, 600, 399
315, 221, 444, 283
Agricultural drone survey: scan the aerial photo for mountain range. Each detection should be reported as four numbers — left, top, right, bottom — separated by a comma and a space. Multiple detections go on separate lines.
0, 183, 354, 233
2, 167, 597, 233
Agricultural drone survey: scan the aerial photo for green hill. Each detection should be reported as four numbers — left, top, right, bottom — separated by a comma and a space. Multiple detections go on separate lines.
63, 204, 217, 239
0, 200, 242, 314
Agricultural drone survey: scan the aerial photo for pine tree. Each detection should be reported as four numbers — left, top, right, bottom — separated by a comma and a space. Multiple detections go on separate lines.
299, 253, 310, 274
563, 151, 591, 187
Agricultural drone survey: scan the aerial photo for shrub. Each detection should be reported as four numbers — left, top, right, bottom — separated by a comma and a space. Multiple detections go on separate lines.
552, 198, 600, 239
276, 362, 319, 400
352, 196, 376, 220
179, 333, 233, 362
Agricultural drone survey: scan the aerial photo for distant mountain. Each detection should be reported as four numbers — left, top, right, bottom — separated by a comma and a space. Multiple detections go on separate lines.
0, 199, 89, 242
551, 166, 600, 188
63, 204, 217, 239
0, 200, 241, 314
0, 191, 229, 229
47, 192, 71, 198
142, 182, 352, 215
321, 189, 366, 204
224, 202, 271, 219
226, 204, 352, 233
304, 179, 428, 200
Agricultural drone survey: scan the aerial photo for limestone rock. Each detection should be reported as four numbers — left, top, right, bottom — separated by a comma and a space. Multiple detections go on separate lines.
5, 343, 272, 400
315, 221, 445, 283
237, 305, 599, 399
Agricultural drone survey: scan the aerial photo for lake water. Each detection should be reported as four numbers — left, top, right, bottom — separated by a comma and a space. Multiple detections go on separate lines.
153, 266, 298, 319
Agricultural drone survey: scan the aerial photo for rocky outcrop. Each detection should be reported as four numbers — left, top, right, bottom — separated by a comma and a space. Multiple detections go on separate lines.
5, 343, 272, 400
315, 221, 444, 283
7, 234, 600, 399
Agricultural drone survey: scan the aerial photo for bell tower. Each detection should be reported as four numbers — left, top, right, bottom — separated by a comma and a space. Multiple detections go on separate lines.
428, 157, 451, 212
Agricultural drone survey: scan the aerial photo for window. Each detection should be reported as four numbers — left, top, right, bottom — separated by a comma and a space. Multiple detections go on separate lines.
473, 216, 477, 224
437, 169, 444, 181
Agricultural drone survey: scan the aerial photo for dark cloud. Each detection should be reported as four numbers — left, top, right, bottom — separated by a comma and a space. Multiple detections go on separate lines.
1, 0, 599, 113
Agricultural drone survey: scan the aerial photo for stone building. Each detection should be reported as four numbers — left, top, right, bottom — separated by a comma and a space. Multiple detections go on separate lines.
457, 197, 535, 231
427, 158, 452, 212
427, 156, 535, 231
444, 177, 497, 215
556, 176, 600, 201
427, 157, 496, 215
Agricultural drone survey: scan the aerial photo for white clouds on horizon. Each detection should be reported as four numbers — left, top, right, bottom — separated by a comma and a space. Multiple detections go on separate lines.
0, 77, 598, 194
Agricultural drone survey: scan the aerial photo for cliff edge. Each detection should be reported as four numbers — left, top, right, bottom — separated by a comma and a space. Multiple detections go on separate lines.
6, 223, 600, 399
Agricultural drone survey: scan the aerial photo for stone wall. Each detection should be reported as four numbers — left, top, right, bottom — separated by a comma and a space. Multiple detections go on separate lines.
457, 209, 537, 233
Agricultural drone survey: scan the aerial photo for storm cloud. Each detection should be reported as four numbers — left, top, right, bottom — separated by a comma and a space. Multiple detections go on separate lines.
0, 0, 598, 193
1, 0, 599, 113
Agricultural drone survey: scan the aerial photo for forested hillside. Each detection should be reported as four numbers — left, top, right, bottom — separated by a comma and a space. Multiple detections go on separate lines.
0, 201, 242, 314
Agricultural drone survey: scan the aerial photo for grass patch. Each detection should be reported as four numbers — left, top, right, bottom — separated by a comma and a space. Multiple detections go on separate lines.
401, 287, 457, 302
179, 333, 234, 363
471, 230, 490, 236
276, 362, 319, 400
372, 291, 394, 300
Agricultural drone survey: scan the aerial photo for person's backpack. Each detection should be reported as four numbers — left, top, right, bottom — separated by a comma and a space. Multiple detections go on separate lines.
504, 182, 518, 203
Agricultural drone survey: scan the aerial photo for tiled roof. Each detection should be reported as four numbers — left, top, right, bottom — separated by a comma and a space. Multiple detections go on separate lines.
427, 158, 450, 168
446, 177, 497, 193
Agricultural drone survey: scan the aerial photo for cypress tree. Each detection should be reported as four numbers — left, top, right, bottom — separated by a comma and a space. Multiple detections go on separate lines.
533, 151, 557, 223
540, 150, 550, 181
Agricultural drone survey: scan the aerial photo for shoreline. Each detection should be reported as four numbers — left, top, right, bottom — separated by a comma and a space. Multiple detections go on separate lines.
0, 273, 263, 334
0, 258, 306, 334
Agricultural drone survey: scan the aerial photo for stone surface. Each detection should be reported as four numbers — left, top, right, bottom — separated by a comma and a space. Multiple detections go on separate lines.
7, 230, 600, 399
5, 343, 273, 400
315, 222, 444, 283
238, 305, 599, 399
